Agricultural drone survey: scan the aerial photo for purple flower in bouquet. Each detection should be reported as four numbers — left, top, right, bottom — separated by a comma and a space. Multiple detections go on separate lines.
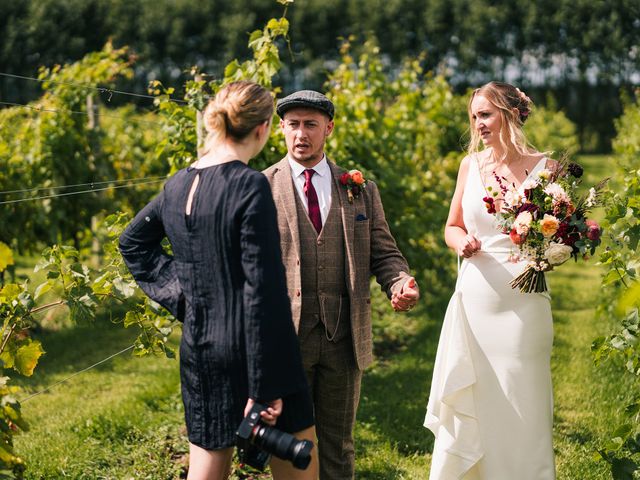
556, 221, 579, 248
517, 202, 539, 215
567, 162, 584, 178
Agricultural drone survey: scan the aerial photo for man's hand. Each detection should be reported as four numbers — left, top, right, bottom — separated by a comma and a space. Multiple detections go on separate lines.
391, 277, 419, 312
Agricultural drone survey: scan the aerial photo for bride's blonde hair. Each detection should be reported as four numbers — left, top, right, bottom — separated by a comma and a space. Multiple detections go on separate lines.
467, 81, 536, 161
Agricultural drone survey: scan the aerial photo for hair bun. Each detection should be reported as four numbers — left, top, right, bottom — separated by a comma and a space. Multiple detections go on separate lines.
199, 81, 273, 152
204, 102, 227, 134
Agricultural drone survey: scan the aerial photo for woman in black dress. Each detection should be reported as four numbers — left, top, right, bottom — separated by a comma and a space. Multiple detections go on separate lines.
119, 81, 317, 479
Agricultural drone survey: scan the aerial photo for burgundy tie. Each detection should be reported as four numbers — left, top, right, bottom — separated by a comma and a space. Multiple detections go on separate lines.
303, 169, 322, 234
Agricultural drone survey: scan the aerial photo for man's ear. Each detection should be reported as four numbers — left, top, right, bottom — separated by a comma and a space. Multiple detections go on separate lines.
326, 120, 335, 136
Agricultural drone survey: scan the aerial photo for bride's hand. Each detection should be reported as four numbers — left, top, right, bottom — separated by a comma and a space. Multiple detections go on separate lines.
457, 234, 481, 258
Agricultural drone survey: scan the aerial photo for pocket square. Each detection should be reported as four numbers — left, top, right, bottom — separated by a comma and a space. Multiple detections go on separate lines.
356, 213, 368, 221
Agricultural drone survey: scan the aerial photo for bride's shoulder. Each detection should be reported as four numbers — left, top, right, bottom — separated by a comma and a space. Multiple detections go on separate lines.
456, 152, 479, 183
460, 151, 481, 167
457, 154, 472, 176
459, 150, 488, 172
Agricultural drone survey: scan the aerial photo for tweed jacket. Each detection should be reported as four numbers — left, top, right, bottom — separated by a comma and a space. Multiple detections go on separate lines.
263, 158, 411, 369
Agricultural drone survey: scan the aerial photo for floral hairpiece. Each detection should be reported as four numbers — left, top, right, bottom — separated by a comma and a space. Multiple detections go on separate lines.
515, 87, 532, 121
515, 87, 531, 105
340, 169, 367, 203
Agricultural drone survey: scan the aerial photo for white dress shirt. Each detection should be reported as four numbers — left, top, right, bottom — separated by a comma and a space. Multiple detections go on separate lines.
288, 155, 332, 225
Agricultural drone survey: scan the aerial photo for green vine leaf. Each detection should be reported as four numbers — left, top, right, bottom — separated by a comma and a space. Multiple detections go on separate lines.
33, 282, 53, 301
617, 284, 640, 316
14, 340, 44, 377
0, 243, 14, 273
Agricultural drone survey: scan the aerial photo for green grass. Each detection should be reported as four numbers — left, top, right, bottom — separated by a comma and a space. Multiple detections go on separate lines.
13, 319, 187, 479
549, 258, 634, 479
10, 154, 630, 479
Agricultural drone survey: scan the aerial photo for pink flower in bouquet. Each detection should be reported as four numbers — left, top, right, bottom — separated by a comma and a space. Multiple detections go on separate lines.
586, 220, 601, 241
514, 211, 533, 235
543, 183, 570, 204
510, 228, 527, 245
504, 189, 524, 208
540, 214, 560, 237
521, 178, 539, 196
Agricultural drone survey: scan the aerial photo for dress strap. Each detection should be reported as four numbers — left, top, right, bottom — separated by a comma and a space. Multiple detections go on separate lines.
528, 157, 548, 178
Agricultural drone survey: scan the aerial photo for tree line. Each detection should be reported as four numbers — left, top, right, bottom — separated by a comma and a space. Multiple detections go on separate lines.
0, 0, 638, 152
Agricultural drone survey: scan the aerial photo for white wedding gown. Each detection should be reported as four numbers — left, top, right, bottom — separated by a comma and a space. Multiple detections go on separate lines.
425, 156, 556, 479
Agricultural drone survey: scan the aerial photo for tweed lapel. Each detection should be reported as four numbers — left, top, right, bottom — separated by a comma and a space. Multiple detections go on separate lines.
329, 161, 356, 293
273, 158, 301, 260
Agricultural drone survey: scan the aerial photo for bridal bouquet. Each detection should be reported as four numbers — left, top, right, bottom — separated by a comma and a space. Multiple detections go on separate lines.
483, 160, 607, 293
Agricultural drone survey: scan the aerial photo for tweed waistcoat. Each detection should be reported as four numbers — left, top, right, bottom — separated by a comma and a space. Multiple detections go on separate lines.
295, 182, 350, 342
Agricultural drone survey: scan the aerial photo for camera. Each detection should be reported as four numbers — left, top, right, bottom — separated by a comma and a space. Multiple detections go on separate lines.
236, 402, 314, 470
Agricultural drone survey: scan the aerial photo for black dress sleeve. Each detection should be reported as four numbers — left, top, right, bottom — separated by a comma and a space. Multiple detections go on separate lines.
119, 192, 185, 321
239, 175, 307, 402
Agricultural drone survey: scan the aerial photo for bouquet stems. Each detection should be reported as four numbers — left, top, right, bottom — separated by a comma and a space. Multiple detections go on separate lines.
510, 265, 548, 293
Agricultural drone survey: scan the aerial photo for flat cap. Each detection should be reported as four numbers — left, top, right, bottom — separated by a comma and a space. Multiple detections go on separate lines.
276, 90, 334, 120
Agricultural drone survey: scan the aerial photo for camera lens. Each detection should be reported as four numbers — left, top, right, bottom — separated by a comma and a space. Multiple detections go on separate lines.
253, 425, 313, 470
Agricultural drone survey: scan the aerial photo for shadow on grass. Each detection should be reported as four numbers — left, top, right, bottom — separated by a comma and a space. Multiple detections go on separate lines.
12, 314, 141, 390
355, 461, 408, 480
553, 411, 595, 447
359, 304, 445, 457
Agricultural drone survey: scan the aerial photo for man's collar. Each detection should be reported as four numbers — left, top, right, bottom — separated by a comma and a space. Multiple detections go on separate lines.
288, 155, 329, 177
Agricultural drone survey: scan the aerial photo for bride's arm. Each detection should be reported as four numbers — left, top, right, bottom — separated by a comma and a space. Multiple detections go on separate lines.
445, 155, 481, 258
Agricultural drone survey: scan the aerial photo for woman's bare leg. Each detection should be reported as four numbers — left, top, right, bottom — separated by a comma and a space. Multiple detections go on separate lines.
270, 426, 319, 480
187, 442, 234, 480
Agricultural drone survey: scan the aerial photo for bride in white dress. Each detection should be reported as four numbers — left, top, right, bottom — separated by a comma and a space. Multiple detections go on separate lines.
425, 82, 556, 479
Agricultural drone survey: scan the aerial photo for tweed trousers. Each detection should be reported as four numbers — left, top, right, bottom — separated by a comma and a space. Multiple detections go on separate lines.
301, 322, 362, 480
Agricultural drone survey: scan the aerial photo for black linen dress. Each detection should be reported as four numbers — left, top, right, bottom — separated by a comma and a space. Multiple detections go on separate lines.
119, 160, 312, 449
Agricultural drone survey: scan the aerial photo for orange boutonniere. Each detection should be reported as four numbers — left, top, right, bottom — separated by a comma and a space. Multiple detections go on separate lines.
340, 169, 367, 203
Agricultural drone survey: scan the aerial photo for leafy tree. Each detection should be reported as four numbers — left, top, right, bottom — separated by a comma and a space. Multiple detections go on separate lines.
0, 43, 135, 252
1, 0, 637, 152
524, 97, 579, 156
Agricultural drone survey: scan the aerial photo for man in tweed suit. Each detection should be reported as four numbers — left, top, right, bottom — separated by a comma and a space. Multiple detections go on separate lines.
263, 90, 419, 479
